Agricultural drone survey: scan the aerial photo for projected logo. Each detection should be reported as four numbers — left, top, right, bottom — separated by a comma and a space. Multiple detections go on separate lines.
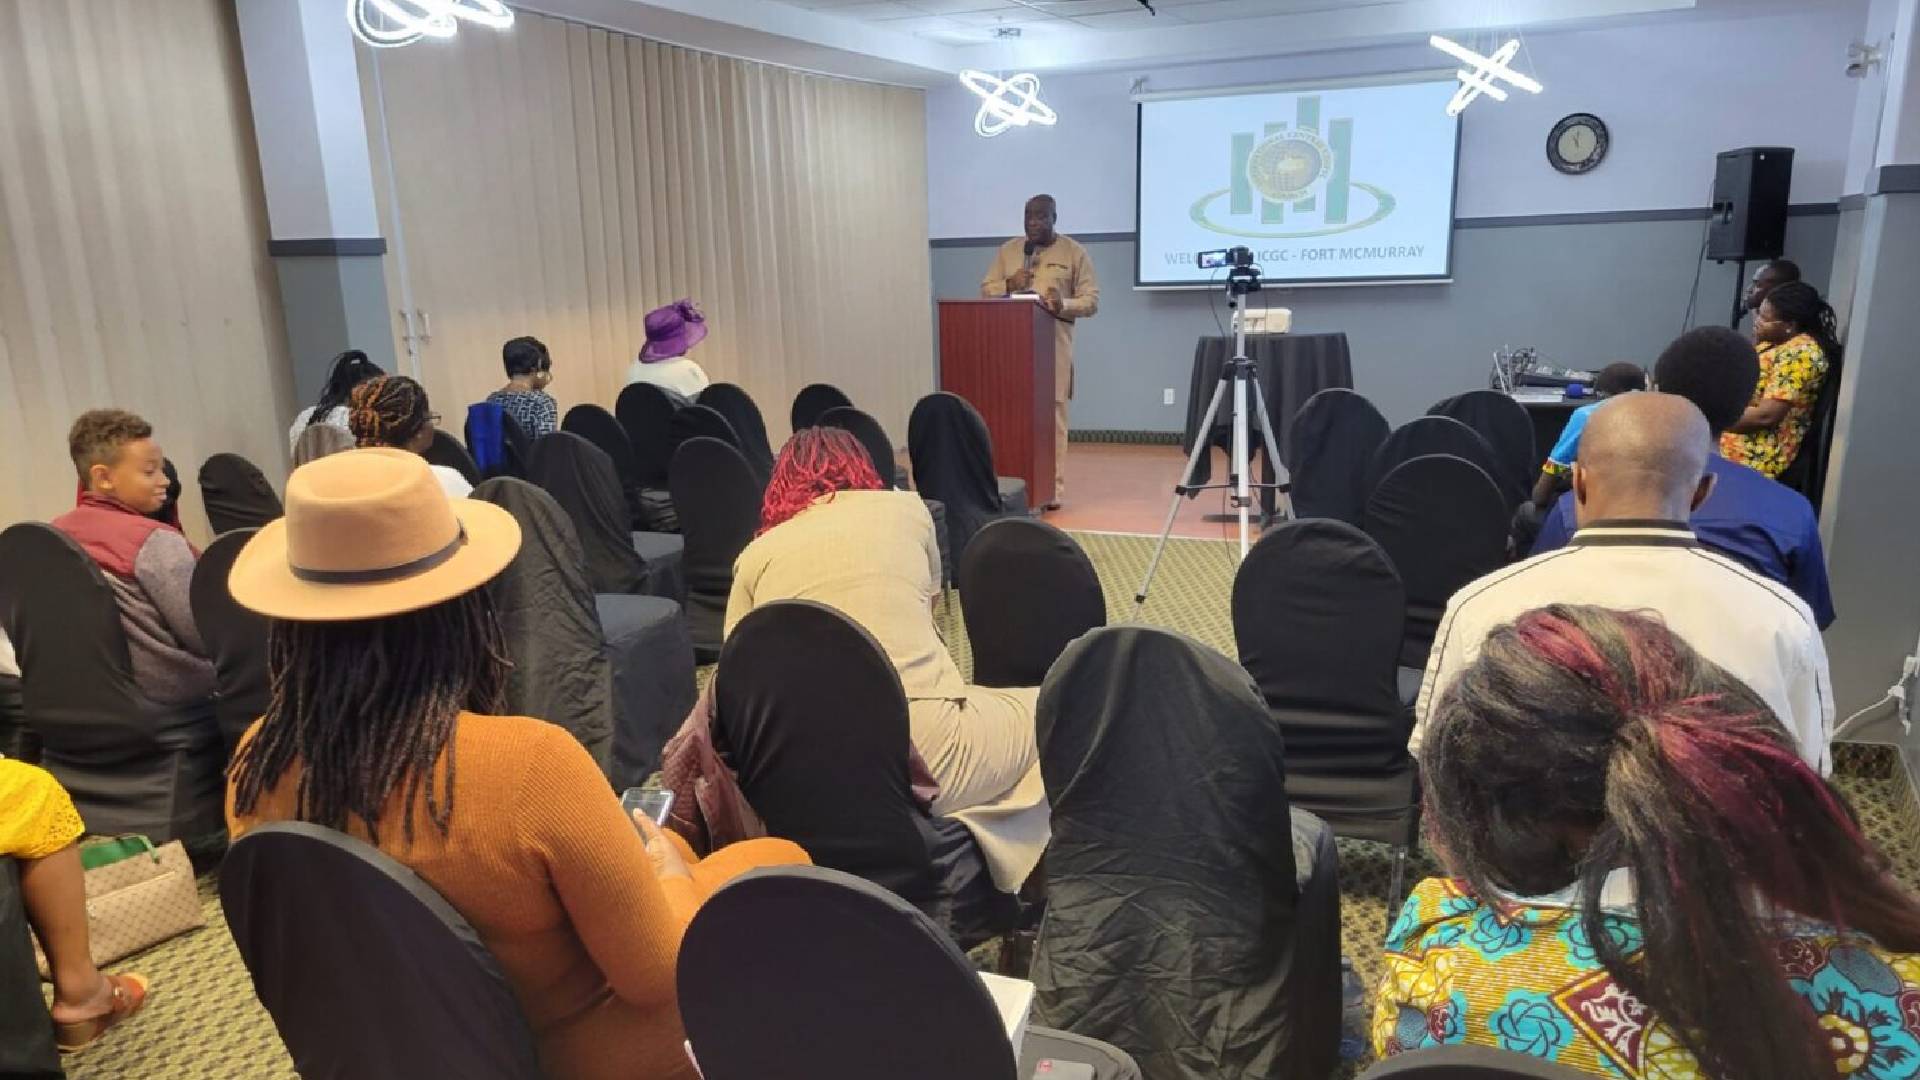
1191, 95, 1396, 239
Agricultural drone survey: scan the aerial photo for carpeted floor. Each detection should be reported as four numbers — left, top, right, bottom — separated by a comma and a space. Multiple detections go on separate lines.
48, 531, 1920, 1079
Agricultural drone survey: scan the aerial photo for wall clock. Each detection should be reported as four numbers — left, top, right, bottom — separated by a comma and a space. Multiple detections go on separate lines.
1548, 113, 1609, 174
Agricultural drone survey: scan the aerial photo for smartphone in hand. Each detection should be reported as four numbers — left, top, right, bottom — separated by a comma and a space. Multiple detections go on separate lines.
620, 788, 676, 827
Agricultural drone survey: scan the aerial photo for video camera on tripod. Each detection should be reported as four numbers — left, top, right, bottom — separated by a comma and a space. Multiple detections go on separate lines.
1133, 245, 1290, 605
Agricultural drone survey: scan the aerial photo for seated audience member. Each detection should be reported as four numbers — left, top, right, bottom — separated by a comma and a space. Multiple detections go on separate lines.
725, 428, 1047, 893
226, 449, 806, 1080
1722, 281, 1839, 480
1527, 362, 1647, 510
1744, 256, 1800, 317
1415, 392, 1832, 771
487, 336, 559, 439
348, 375, 473, 498
51, 409, 215, 708
291, 423, 354, 469
1532, 327, 1834, 627
288, 349, 383, 453
625, 300, 712, 398
3, 761, 151, 1050
1380, 604, 1920, 1078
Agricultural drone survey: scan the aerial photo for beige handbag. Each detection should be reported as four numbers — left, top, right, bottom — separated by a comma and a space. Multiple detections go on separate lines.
33, 836, 204, 978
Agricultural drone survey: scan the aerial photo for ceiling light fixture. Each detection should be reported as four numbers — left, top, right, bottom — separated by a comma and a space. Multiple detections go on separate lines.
960, 69, 1058, 137
1430, 34, 1542, 115
348, 0, 514, 50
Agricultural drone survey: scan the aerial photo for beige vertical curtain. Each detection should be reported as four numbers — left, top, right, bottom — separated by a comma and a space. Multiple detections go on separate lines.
362, 10, 934, 445
0, 0, 292, 538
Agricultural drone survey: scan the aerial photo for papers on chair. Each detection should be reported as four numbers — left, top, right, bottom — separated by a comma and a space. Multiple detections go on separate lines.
979, 971, 1036, 1058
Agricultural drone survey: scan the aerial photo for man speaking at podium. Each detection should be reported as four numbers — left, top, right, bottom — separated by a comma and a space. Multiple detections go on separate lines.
980, 193, 1099, 509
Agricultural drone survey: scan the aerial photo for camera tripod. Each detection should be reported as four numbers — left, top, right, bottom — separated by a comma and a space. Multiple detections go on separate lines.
1134, 265, 1290, 607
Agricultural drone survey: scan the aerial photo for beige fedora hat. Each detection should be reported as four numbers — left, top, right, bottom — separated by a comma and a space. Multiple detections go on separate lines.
229, 448, 521, 621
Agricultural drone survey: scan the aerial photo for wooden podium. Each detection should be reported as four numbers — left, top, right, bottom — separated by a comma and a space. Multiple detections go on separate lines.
936, 298, 1056, 509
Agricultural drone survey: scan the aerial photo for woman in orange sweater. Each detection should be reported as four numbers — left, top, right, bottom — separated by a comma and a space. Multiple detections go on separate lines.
224, 448, 806, 1080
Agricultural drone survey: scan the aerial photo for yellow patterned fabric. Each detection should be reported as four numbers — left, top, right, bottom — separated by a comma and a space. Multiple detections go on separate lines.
0, 759, 85, 859
1373, 877, 1920, 1078
1721, 333, 1829, 479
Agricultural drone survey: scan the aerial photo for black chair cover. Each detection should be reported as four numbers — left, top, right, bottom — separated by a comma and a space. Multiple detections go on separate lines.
1285, 388, 1390, 524
714, 602, 935, 900
0, 524, 223, 847
190, 529, 271, 759
789, 382, 853, 434
198, 453, 282, 535
714, 601, 1011, 946
525, 433, 653, 596
471, 478, 615, 770
668, 438, 763, 663
1365, 417, 1504, 507
615, 381, 686, 489
698, 383, 775, 477
221, 822, 542, 1080
817, 405, 899, 489
562, 403, 644, 520
958, 518, 1104, 688
1362, 455, 1510, 669
1233, 521, 1414, 845
597, 593, 697, 789
1359, 1044, 1596, 1079
680, 866, 1141, 1080
669, 403, 742, 458
0, 861, 61, 1079
1033, 626, 1342, 1080
423, 430, 481, 486
680, 866, 1018, 1080
1427, 390, 1536, 504
909, 393, 1007, 582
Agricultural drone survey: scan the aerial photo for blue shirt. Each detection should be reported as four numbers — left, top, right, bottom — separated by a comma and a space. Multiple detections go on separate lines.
1543, 401, 1601, 473
1531, 454, 1835, 628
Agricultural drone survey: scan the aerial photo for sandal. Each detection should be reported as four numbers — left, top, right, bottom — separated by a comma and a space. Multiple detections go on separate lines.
54, 973, 150, 1052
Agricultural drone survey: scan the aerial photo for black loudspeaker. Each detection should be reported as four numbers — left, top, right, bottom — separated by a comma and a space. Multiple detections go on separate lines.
1708, 147, 1794, 261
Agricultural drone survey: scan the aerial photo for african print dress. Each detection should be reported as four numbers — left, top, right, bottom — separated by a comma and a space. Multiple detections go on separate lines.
1721, 333, 1829, 480
1373, 877, 1920, 1078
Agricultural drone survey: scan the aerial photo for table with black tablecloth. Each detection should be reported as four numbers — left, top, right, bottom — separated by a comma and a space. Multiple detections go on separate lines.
1184, 332, 1354, 511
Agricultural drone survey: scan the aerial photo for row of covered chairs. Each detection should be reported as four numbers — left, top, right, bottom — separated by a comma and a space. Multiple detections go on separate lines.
218, 812, 1578, 1079
1286, 388, 1515, 668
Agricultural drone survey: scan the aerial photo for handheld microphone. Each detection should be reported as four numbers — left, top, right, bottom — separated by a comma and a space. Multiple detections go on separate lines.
1022, 240, 1036, 270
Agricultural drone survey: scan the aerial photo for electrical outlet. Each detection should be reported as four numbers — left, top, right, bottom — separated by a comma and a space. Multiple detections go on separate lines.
1162, 388, 1176, 406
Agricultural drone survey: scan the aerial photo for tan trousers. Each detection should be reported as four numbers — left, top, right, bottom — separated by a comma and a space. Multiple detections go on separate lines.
1055, 397, 1069, 502
909, 688, 1050, 890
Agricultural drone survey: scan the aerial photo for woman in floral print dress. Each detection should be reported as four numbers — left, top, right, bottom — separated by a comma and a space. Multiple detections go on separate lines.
1720, 281, 1839, 480
1375, 604, 1920, 1079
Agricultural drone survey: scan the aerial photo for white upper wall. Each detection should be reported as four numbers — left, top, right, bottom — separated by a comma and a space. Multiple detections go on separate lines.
927, 4, 1869, 238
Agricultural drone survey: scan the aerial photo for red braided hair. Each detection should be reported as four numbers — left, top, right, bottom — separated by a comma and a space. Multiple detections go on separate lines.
759, 427, 884, 535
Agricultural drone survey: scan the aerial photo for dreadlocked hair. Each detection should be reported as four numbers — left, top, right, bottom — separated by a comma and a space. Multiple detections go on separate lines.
758, 426, 884, 535
349, 374, 432, 450
228, 589, 510, 848
308, 349, 383, 431
1423, 604, 1920, 1080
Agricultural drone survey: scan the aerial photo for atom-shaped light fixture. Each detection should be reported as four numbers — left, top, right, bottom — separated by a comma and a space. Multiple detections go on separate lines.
959, 69, 1058, 138
1430, 34, 1543, 116
348, 0, 514, 49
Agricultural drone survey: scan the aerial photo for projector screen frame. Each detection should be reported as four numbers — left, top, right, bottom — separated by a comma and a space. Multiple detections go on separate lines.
1132, 70, 1463, 291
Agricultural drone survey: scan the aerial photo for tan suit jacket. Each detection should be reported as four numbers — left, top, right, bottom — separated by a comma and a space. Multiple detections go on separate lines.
979, 234, 1099, 404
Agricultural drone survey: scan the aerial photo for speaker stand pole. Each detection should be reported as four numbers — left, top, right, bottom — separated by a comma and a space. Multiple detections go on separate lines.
1727, 257, 1748, 330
